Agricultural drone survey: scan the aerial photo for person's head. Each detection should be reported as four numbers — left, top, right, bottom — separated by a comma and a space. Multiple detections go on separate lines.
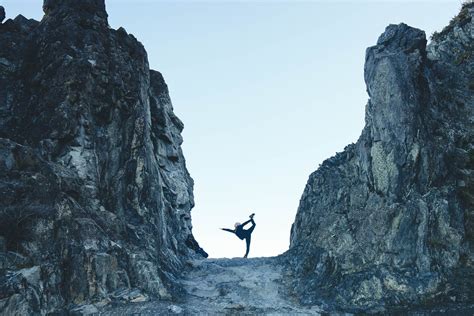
234, 222, 241, 229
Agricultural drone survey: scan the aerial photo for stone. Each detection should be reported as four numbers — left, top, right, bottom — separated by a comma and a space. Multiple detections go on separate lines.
111, 288, 146, 302
0, 236, 5, 252
0, 252, 31, 270
43, 0, 107, 21
103, 258, 328, 314
1, 0, 473, 314
0, 294, 34, 315
168, 305, 183, 314
130, 294, 148, 303
69, 304, 99, 316
288, 2, 474, 312
0, 0, 205, 314
94, 298, 111, 308
0, 6, 5, 23
18, 266, 41, 287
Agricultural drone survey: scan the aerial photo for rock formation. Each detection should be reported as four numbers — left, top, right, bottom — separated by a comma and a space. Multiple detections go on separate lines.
289, 2, 474, 312
0, 0, 205, 314
0, 7, 4, 24
1, 0, 473, 314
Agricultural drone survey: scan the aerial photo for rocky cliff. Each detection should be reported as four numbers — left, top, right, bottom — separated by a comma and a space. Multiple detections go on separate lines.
1, 0, 473, 315
289, 2, 474, 312
0, 0, 205, 314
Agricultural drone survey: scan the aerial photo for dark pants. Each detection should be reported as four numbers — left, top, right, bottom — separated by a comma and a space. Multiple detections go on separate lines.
243, 219, 256, 258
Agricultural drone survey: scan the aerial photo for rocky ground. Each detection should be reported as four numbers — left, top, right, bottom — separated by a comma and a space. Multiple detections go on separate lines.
98, 256, 474, 315
102, 257, 324, 315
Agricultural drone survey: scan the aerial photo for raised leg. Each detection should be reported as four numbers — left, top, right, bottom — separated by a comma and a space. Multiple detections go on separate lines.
247, 219, 256, 234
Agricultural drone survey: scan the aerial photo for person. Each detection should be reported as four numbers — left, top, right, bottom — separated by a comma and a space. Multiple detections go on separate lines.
221, 213, 256, 258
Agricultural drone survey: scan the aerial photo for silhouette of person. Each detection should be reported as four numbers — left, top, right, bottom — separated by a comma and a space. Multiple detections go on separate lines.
221, 213, 256, 258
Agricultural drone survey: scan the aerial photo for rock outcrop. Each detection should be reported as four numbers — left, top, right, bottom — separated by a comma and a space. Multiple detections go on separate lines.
1, 0, 473, 314
0, 1, 205, 314
0, 7, 4, 24
289, 2, 474, 312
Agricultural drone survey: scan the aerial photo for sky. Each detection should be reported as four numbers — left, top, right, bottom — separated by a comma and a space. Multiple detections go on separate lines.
2, 0, 464, 258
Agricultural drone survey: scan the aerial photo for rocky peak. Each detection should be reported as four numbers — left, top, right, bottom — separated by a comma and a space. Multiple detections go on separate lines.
361, 23, 429, 197
364, 23, 427, 106
375, 23, 426, 54
0, 6, 5, 23
42, 0, 108, 25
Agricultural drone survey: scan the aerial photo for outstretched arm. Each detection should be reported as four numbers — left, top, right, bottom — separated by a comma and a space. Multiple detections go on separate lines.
221, 228, 235, 234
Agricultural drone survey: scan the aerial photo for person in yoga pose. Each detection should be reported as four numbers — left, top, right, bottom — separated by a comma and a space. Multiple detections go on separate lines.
221, 213, 256, 258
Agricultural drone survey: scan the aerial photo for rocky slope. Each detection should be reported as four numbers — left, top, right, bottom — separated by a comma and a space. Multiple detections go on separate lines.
0, 0, 205, 314
289, 2, 474, 313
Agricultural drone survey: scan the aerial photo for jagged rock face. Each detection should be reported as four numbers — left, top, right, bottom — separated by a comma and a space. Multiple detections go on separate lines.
289, 3, 474, 312
0, 1, 204, 314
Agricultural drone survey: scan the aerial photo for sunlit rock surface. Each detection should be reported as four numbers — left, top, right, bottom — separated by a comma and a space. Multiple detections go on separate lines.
289, 2, 474, 313
0, 0, 205, 314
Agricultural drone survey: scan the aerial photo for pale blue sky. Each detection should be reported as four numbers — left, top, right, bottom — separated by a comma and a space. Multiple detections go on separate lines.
2, 0, 463, 258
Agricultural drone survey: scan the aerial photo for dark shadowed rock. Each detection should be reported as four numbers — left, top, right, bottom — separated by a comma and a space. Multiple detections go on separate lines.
0, 6, 5, 23
43, 0, 107, 18
0, 0, 204, 314
288, 2, 474, 313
